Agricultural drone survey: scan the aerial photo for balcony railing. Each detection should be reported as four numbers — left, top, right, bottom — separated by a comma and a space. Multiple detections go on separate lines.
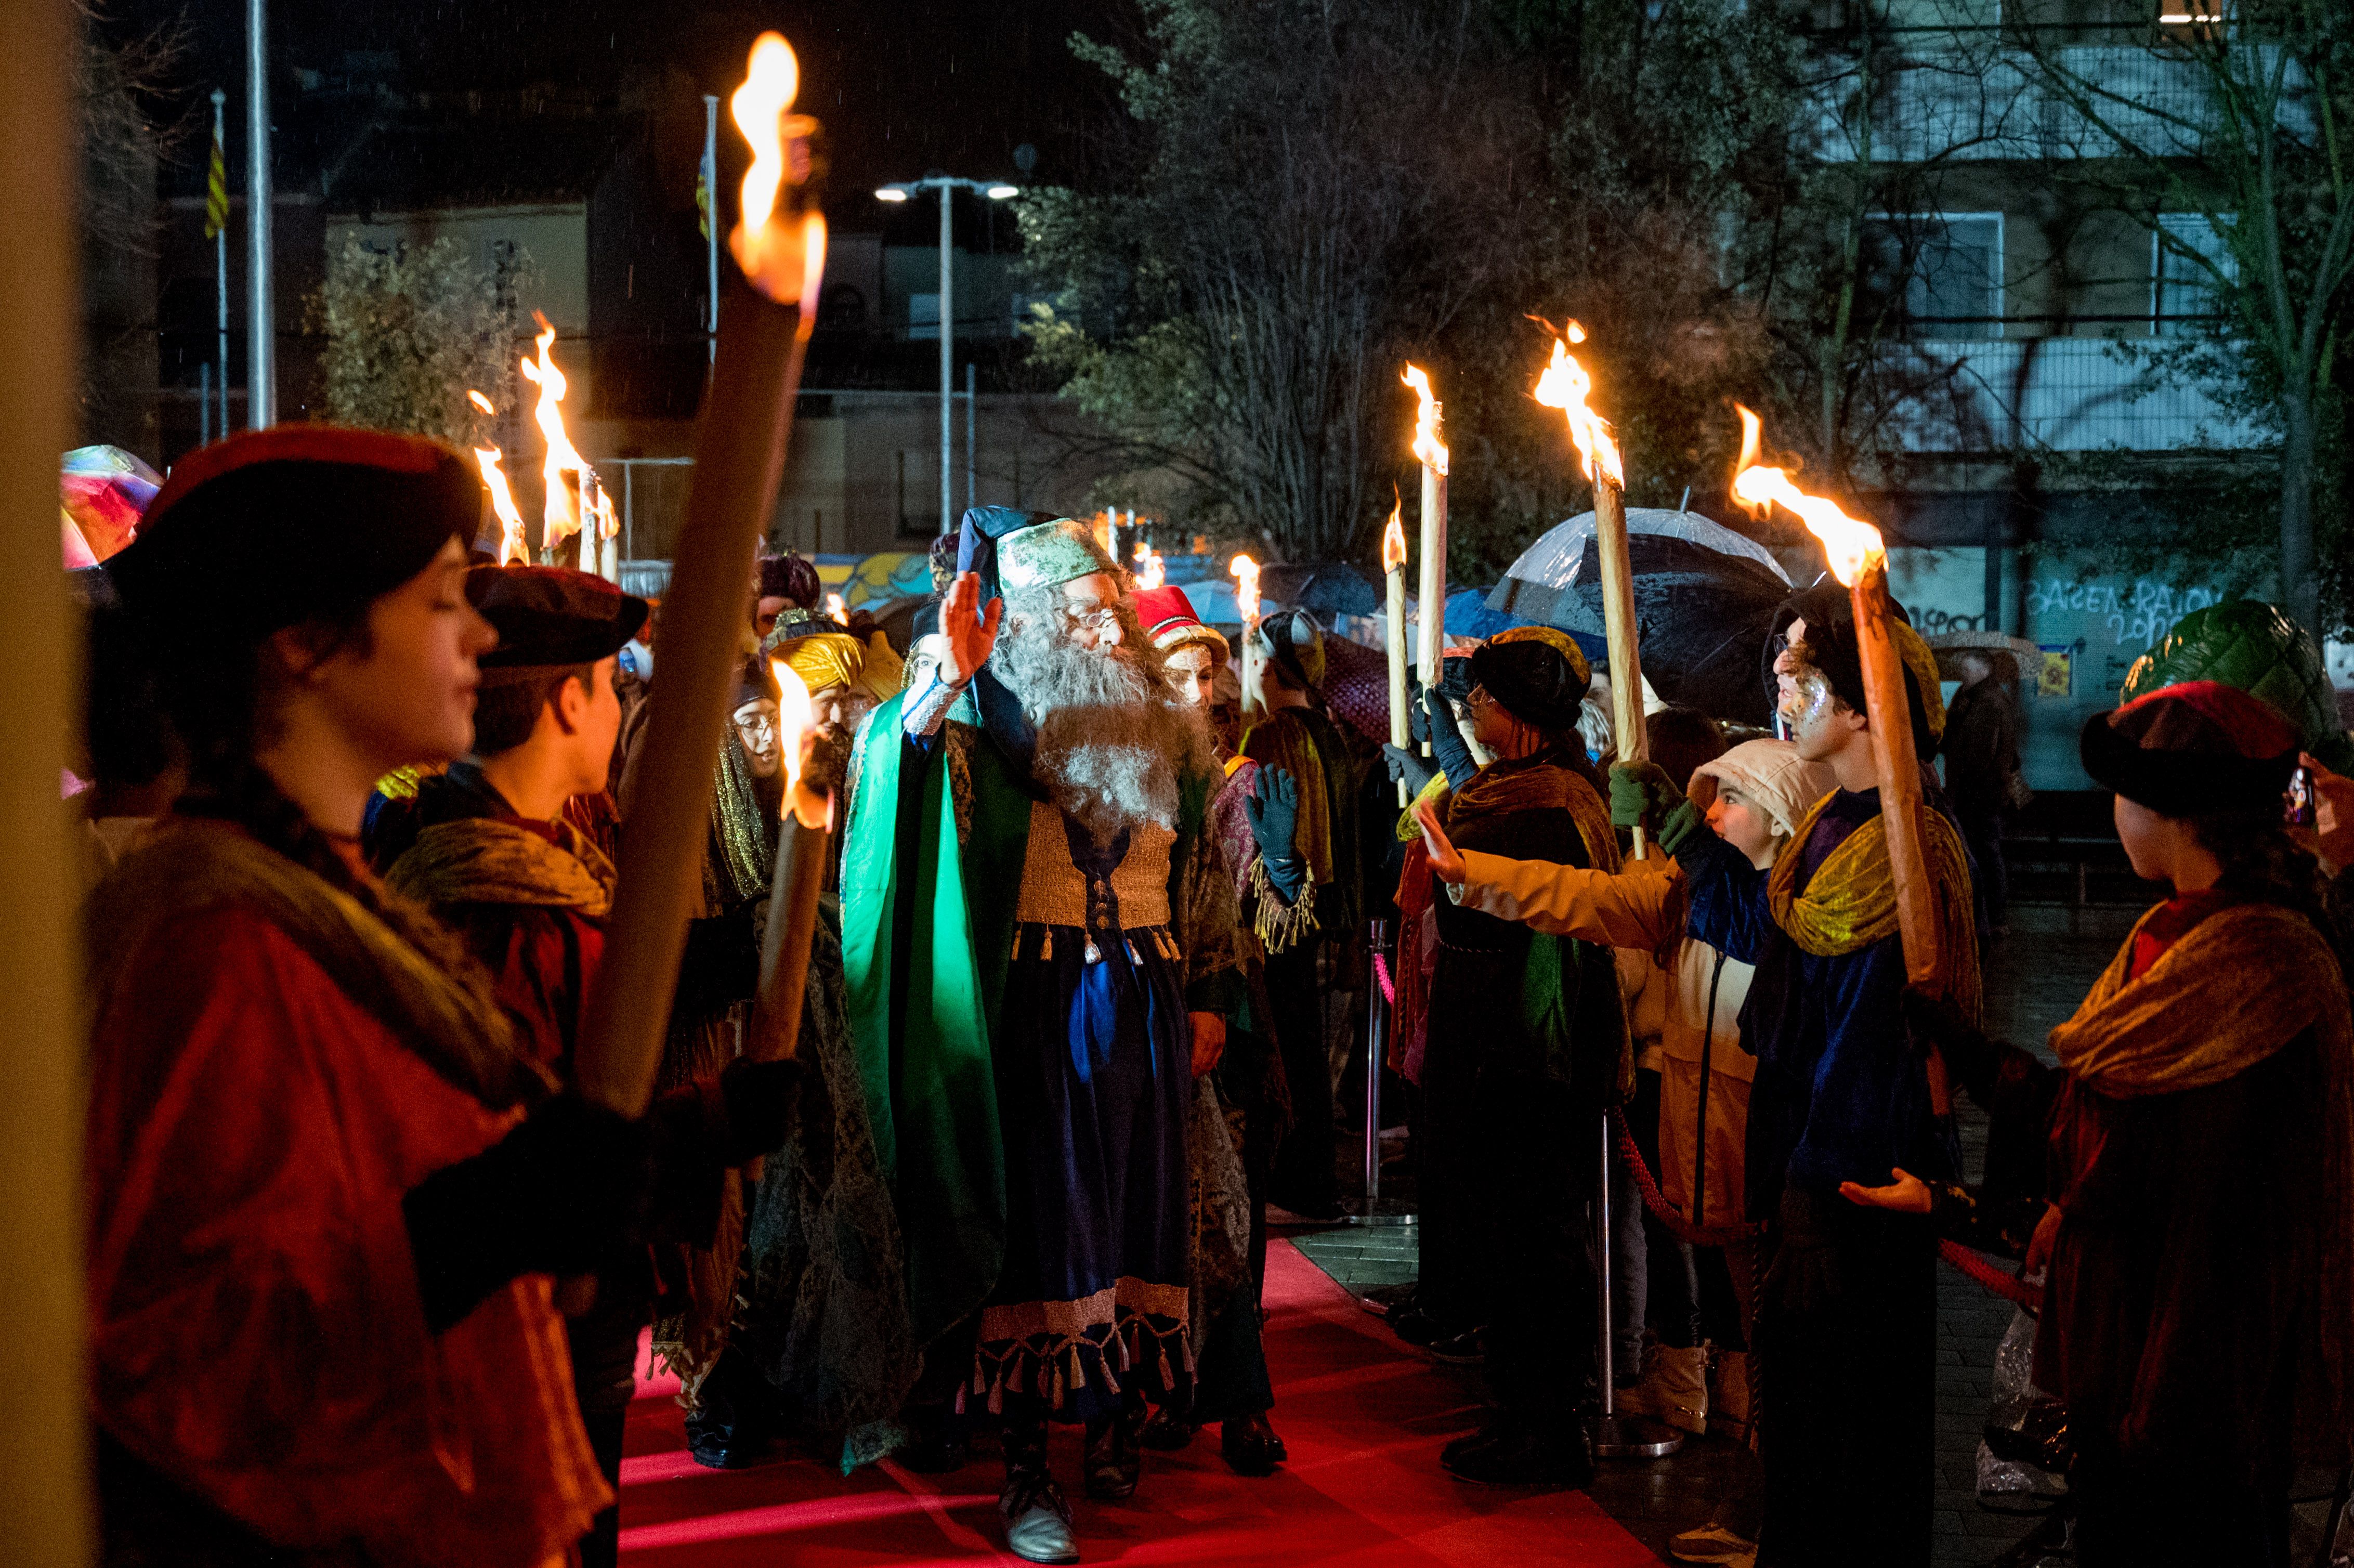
1881, 337, 2262, 452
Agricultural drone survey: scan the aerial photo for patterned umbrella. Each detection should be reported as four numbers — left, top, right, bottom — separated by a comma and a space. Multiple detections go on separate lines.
61, 445, 163, 564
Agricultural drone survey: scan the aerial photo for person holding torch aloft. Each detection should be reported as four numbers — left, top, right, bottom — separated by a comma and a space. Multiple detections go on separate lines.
1613, 584, 1976, 1567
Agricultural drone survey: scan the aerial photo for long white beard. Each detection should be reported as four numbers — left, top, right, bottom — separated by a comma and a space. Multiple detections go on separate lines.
993, 611, 1210, 844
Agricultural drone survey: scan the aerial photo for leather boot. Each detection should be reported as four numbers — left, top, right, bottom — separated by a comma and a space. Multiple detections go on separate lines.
1000, 1415, 1078, 1565
1083, 1398, 1144, 1500
1645, 1344, 1710, 1436
1707, 1350, 1751, 1443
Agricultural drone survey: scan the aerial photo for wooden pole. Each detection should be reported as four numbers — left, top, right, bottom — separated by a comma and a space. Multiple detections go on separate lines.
573, 280, 810, 1117
1591, 476, 1650, 858
1415, 460, 1448, 711
1386, 559, 1410, 804
0, 1, 92, 1557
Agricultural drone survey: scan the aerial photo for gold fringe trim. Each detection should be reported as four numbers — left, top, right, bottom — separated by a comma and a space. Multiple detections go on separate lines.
1249, 856, 1319, 955
970, 1302, 1196, 1415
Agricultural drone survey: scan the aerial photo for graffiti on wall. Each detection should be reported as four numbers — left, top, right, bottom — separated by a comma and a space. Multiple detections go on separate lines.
2025, 577, 2224, 652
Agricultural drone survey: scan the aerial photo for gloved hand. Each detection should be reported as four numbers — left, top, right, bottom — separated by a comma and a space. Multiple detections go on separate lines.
1764, 1185, 1846, 1318
1246, 766, 1309, 903
1901, 985, 2002, 1108
718, 1055, 805, 1163
404, 1092, 654, 1335
1655, 799, 1711, 859
1382, 743, 1437, 799
1421, 683, 1477, 788
1607, 759, 1684, 832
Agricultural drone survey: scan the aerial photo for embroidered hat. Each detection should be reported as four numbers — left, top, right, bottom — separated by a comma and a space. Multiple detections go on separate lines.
2081, 679, 2299, 818
1134, 584, 1230, 663
467, 565, 648, 671
955, 506, 1115, 599
109, 427, 482, 644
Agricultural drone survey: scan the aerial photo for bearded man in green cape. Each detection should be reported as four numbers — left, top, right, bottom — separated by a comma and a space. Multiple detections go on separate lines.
840, 508, 1239, 1564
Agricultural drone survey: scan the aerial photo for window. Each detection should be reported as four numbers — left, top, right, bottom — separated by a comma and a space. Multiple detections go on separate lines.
2152, 213, 2235, 334
1861, 213, 2005, 338
908, 293, 941, 342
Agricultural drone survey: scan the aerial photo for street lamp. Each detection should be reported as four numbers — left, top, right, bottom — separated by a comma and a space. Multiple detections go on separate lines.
875, 176, 1018, 534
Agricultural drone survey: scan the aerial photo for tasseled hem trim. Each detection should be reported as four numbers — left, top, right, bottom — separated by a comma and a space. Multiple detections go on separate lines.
963, 1301, 1195, 1416
1250, 858, 1318, 955
1013, 921, 1183, 967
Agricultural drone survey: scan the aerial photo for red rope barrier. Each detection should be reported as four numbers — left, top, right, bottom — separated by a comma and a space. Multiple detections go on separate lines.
1937, 1239, 2043, 1312
1372, 951, 1395, 1006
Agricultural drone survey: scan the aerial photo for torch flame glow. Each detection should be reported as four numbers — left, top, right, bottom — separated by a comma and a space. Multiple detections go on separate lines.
518, 314, 590, 555
1531, 323, 1625, 490
1401, 364, 1449, 476
728, 33, 828, 313
768, 659, 834, 830
594, 486, 618, 542
1230, 554, 1261, 625
1382, 493, 1407, 573
1131, 541, 1165, 591
1729, 404, 1884, 586
472, 444, 529, 567
826, 592, 848, 625
467, 389, 496, 416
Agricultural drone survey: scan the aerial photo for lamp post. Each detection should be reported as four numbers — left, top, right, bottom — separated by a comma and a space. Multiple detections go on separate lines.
245, 0, 272, 427
875, 175, 1018, 534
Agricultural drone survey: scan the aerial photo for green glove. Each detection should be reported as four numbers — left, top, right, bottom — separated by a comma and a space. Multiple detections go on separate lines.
1607, 759, 1683, 832
1660, 799, 1718, 858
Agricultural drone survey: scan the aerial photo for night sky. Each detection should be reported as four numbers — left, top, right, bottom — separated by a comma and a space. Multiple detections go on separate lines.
104, 0, 1132, 228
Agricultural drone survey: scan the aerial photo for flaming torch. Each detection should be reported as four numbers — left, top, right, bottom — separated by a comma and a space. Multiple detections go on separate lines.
749, 660, 834, 1069
519, 313, 591, 567
1383, 493, 1412, 803
1231, 552, 1262, 722
825, 592, 848, 625
572, 30, 827, 1118
593, 486, 619, 583
468, 389, 529, 567
1731, 404, 1945, 1024
1132, 540, 1165, 591
1402, 365, 1448, 704
1534, 322, 1649, 855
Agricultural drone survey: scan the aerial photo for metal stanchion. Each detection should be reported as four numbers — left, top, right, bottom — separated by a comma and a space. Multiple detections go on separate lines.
1591, 1113, 1682, 1458
1362, 918, 1389, 1215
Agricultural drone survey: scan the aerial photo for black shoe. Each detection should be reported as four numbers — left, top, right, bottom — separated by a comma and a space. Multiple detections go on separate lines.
895, 1406, 969, 1475
1441, 1423, 1594, 1488
1426, 1327, 1485, 1365
1083, 1412, 1143, 1500
683, 1348, 776, 1469
1440, 1413, 1520, 1467
999, 1468, 1079, 1564
1135, 1408, 1197, 1452
1390, 1306, 1463, 1348
1220, 1414, 1287, 1476
1360, 1281, 1419, 1317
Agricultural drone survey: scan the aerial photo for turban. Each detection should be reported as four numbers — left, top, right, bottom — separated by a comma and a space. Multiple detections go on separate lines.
778, 630, 904, 705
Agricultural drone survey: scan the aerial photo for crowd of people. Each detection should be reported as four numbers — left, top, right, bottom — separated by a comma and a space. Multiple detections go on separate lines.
67, 427, 2354, 1568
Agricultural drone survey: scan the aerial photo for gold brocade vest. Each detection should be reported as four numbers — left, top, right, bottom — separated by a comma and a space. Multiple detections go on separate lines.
1013, 799, 1182, 964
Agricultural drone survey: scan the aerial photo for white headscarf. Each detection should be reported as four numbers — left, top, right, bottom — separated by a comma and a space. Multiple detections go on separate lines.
1691, 738, 1838, 843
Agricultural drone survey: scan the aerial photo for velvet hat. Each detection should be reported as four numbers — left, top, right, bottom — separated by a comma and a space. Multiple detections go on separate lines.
2081, 680, 2299, 818
1134, 584, 1231, 663
1471, 625, 1591, 733
109, 427, 482, 645
467, 565, 647, 672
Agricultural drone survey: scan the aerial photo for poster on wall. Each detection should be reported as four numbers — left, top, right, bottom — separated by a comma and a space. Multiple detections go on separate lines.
2037, 646, 2074, 698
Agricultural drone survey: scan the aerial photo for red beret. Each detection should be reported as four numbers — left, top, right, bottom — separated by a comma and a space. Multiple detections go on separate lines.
2080, 680, 2299, 817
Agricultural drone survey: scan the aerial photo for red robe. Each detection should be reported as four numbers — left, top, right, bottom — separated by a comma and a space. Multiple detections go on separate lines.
86, 904, 608, 1567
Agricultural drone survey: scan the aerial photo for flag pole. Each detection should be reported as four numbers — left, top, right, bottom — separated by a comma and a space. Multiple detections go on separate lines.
244, 0, 272, 427
210, 89, 228, 439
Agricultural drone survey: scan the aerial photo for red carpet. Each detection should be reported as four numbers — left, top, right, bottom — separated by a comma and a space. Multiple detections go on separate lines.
618, 1239, 1664, 1566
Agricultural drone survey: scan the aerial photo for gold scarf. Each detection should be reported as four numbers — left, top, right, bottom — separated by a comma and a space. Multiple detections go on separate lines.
386, 816, 618, 918
2049, 899, 2354, 1463
1767, 790, 1981, 1021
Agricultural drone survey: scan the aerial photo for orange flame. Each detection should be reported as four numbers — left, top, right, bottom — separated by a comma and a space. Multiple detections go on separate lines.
1729, 404, 1883, 586
1401, 364, 1449, 476
1131, 541, 1165, 591
1230, 554, 1261, 624
467, 389, 497, 417
1531, 323, 1625, 490
518, 313, 590, 555
472, 444, 528, 567
768, 659, 834, 830
1382, 493, 1407, 573
728, 33, 828, 314
826, 592, 848, 625
593, 485, 618, 542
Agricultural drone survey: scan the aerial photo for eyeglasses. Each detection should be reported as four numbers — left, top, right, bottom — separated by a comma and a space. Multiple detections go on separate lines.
1060, 604, 1121, 634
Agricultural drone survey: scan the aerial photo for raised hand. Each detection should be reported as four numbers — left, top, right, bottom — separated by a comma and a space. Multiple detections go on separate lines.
939, 570, 1002, 688
1414, 798, 1465, 885
1244, 765, 1302, 861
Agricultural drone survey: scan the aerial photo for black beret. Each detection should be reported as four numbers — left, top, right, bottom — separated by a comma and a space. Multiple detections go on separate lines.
467, 565, 647, 670
1471, 637, 1588, 733
108, 427, 482, 644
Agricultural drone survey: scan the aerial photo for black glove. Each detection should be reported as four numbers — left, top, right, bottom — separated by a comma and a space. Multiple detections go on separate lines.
718, 1055, 805, 1163
404, 1093, 653, 1335
1764, 1185, 1845, 1318
1421, 683, 1477, 788
1245, 766, 1309, 903
675, 907, 763, 1015
1382, 743, 1438, 799
1901, 985, 2002, 1108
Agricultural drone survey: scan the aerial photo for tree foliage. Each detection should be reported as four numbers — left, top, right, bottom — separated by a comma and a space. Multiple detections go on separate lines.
310, 234, 532, 448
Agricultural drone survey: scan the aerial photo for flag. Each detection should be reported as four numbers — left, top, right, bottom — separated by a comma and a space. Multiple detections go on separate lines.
204, 120, 228, 240
695, 165, 710, 241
